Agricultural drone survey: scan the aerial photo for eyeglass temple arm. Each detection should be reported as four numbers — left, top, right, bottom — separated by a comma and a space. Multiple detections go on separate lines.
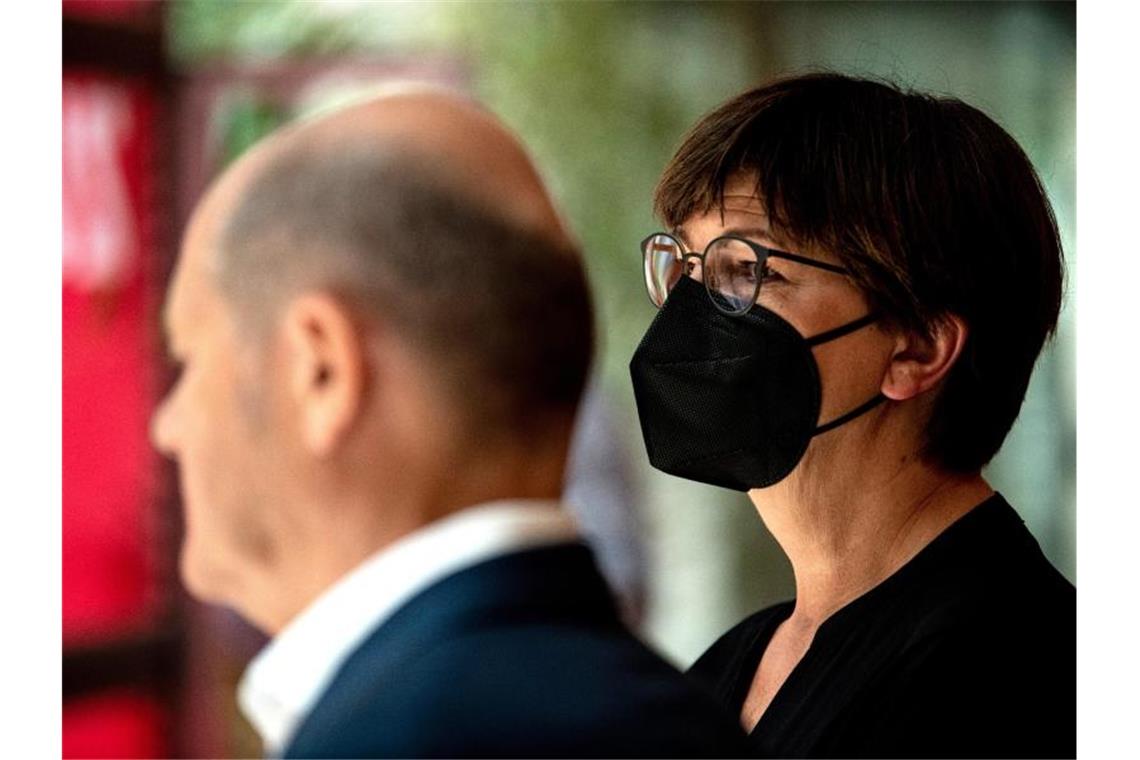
647, 236, 848, 275
767, 250, 849, 275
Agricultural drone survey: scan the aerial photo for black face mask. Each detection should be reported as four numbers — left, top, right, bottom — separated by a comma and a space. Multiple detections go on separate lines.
629, 276, 884, 491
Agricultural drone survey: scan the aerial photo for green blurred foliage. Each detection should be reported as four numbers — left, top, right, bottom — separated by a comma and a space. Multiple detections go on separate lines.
216, 97, 288, 167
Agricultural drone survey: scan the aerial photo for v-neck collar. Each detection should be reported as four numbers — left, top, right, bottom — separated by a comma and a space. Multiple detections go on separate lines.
740, 492, 1013, 738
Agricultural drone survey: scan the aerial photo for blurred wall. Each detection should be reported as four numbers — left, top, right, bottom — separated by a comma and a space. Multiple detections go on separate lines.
168, 0, 1075, 668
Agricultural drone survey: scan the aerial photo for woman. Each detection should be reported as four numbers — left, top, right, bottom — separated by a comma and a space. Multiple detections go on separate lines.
629, 73, 1074, 757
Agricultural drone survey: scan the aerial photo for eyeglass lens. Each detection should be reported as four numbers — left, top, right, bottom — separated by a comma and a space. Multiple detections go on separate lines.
642, 234, 762, 315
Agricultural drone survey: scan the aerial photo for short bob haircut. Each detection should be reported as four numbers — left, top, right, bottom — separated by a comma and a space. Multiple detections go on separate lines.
654, 72, 1064, 473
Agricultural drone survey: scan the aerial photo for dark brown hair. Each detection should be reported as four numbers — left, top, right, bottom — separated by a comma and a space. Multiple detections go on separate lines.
655, 72, 1064, 472
218, 143, 594, 440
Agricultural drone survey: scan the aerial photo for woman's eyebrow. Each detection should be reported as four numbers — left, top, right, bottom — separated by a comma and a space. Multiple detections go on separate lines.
669, 227, 692, 249
721, 226, 775, 243
669, 226, 775, 250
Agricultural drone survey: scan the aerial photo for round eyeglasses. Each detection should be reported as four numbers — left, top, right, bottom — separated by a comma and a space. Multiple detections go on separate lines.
640, 232, 849, 316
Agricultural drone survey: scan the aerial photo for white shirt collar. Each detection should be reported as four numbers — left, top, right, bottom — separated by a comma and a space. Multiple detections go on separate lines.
237, 499, 580, 756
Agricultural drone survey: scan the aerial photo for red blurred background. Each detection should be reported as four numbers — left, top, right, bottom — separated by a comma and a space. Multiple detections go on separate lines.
62, 3, 463, 755
63, 4, 175, 757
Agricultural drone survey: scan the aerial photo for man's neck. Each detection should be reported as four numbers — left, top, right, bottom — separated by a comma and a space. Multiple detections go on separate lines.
243, 436, 570, 635
751, 449, 991, 628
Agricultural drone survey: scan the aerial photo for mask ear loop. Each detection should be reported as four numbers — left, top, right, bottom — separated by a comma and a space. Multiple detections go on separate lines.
813, 394, 886, 436
804, 312, 879, 346
803, 311, 885, 436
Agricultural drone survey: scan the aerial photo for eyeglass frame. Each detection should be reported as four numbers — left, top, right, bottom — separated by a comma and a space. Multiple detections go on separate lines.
640, 231, 851, 317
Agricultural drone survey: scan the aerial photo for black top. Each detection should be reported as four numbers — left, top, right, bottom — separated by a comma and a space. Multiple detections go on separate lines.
285, 543, 747, 758
689, 493, 1075, 758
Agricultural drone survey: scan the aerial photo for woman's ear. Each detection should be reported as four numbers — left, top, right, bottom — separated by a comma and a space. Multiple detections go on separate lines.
881, 314, 969, 402
281, 292, 367, 457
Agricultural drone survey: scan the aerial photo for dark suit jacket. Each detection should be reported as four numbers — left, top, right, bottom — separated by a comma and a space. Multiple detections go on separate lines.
283, 543, 745, 758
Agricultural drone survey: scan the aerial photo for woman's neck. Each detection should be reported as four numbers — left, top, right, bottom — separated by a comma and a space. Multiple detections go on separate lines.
751, 453, 992, 628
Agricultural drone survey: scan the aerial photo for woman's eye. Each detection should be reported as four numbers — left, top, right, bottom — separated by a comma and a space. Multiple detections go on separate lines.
759, 263, 784, 283
728, 261, 759, 283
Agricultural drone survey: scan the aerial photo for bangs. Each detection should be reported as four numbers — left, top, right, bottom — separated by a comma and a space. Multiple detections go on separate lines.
653, 73, 906, 255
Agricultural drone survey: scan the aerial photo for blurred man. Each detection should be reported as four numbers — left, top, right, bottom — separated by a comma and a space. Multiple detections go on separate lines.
151, 89, 743, 758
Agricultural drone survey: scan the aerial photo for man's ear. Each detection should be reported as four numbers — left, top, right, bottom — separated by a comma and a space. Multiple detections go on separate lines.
881, 314, 969, 402
281, 292, 368, 456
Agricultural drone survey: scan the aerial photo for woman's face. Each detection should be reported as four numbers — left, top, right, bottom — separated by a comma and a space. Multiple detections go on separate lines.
672, 175, 895, 449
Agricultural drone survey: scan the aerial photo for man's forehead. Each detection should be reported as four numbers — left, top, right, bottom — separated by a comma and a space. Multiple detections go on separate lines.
159, 266, 185, 349
160, 112, 289, 347
161, 251, 195, 335
175, 151, 256, 287
163, 211, 224, 342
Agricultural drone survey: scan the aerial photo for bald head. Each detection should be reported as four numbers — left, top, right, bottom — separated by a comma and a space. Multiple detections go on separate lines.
285, 91, 571, 242
201, 90, 572, 255
189, 88, 593, 439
